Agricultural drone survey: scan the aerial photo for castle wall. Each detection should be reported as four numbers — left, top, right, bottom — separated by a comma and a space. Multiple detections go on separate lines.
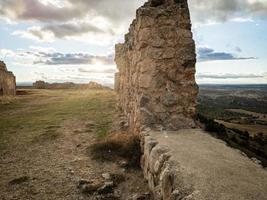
115, 0, 198, 133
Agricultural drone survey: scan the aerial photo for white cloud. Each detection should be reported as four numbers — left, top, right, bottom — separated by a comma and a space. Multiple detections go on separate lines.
13, 26, 55, 42
0, 48, 114, 66
0, 49, 16, 57
197, 73, 266, 79
189, 0, 267, 26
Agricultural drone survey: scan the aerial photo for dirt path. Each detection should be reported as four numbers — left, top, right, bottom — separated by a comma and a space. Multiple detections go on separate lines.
0, 90, 149, 200
0, 118, 149, 200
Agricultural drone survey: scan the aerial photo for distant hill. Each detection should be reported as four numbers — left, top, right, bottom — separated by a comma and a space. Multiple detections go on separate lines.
32, 81, 112, 90
199, 84, 267, 90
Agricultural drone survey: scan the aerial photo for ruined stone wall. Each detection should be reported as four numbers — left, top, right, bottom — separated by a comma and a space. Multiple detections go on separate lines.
115, 0, 198, 133
33, 81, 47, 89
0, 61, 16, 96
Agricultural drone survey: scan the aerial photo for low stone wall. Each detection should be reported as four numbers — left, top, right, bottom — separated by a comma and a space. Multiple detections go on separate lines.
140, 128, 190, 200
140, 128, 267, 200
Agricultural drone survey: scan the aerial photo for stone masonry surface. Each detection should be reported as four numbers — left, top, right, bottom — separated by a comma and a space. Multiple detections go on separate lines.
115, 0, 198, 133
0, 61, 16, 96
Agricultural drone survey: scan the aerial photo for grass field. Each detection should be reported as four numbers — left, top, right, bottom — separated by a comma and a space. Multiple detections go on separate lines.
227, 109, 267, 122
0, 89, 116, 152
0, 89, 151, 199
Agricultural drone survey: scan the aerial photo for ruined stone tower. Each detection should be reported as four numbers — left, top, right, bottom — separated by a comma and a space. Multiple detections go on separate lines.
115, 0, 198, 132
0, 61, 16, 96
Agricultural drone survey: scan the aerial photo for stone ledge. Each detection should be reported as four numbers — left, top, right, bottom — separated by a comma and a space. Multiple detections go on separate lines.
140, 128, 267, 200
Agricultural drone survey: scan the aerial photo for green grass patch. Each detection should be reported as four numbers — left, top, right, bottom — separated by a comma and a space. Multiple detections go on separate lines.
0, 89, 116, 152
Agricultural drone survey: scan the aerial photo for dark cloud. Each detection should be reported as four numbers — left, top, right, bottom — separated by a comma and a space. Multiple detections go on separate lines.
0, 0, 83, 22
1, 0, 267, 25
67, 0, 144, 24
197, 73, 265, 79
43, 23, 110, 38
0, 48, 115, 65
189, 0, 267, 25
21, 23, 114, 40
197, 47, 256, 62
0, 0, 143, 24
33, 52, 114, 65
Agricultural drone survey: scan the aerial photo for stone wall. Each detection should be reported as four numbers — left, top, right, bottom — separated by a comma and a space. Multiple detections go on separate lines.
0, 61, 16, 96
140, 129, 267, 200
33, 80, 47, 89
115, 0, 198, 133
140, 129, 177, 200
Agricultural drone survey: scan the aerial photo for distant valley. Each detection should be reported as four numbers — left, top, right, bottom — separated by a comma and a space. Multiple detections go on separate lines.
198, 84, 267, 166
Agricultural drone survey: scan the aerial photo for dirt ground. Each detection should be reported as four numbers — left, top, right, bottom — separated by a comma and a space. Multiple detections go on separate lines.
0, 89, 149, 200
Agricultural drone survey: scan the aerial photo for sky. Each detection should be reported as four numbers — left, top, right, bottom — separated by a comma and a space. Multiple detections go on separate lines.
0, 0, 266, 86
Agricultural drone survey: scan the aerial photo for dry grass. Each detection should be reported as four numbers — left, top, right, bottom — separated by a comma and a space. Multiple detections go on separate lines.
89, 132, 141, 168
0, 96, 16, 105
227, 109, 267, 122
0, 89, 116, 151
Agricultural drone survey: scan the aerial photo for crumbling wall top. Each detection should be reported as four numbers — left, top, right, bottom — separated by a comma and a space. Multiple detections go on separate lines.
0, 61, 7, 71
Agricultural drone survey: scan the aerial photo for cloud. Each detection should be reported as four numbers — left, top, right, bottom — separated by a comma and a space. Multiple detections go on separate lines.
1, 0, 267, 28
197, 46, 256, 62
0, 0, 144, 24
0, 49, 16, 57
0, 48, 115, 66
2, 0, 267, 44
13, 23, 114, 42
34, 52, 114, 65
0, 0, 83, 22
0, 0, 144, 43
43, 23, 113, 38
13, 26, 55, 42
197, 73, 266, 79
78, 67, 116, 74
189, 0, 267, 25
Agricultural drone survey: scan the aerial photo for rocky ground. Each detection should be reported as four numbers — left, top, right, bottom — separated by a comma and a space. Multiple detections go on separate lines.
0, 89, 150, 200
